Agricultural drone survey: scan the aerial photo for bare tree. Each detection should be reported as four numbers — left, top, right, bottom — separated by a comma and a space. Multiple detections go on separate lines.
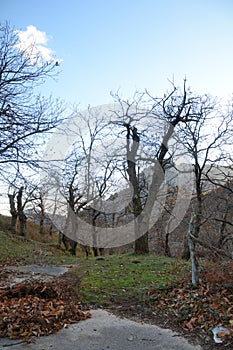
46, 106, 115, 256
205, 157, 233, 255
214, 187, 233, 252
29, 185, 51, 236
178, 95, 232, 284
8, 177, 39, 236
16, 186, 27, 236
0, 22, 65, 175
37, 191, 46, 235
111, 81, 202, 254
8, 191, 17, 233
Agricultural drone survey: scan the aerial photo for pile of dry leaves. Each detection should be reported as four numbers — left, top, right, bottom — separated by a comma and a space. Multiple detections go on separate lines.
0, 278, 91, 339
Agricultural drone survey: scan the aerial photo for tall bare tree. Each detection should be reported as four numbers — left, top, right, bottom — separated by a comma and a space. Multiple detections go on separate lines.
178, 95, 232, 284
0, 22, 65, 176
111, 81, 202, 254
45, 106, 115, 256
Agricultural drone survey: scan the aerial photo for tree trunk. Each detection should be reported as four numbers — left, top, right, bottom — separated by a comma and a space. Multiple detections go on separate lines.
39, 214, 44, 235
91, 209, 101, 256
39, 194, 45, 235
58, 231, 63, 248
134, 214, 149, 254
93, 247, 99, 257
181, 236, 190, 260
217, 208, 228, 249
8, 193, 18, 233
49, 224, 53, 236
92, 211, 98, 256
135, 233, 149, 254
187, 179, 202, 284
69, 240, 77, 256
62, 233, 70, 250
99, 248, 105, 256
188, 213, 199, 286
164, 232, 172, 257
63, 212, 78, 256
17, 187, 27, 236
124, 123, 149, 255
64, 186, 78, 256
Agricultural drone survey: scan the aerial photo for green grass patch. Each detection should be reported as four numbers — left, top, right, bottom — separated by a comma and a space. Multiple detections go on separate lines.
71, 254, 190, 306
0, 229, 190, 309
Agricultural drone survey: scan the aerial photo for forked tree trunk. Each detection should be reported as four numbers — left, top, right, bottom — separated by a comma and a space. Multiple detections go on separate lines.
124, 123, 149, 255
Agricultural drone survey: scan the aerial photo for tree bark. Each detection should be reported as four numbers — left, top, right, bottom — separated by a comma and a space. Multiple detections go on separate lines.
38, 193, 45, 235
17, 187, 27, 236
62, 185, 78, 256
164, 232, 172, 257
217, 207, 228, 249
188, 213, 199, 286
8, 193, 18, 233
125, 124, 149, 254
92, 209, 100, 256
182, 236, 190, 260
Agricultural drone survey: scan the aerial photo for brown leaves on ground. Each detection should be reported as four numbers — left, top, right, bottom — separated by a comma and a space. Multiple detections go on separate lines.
0, 278, 91, 339
147, 260, 233, 347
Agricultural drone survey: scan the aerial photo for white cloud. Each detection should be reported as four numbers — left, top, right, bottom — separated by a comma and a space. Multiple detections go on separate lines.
15, 25, 62, 64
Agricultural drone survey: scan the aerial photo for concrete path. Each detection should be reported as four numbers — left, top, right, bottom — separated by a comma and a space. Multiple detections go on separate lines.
0, 309, 202, 350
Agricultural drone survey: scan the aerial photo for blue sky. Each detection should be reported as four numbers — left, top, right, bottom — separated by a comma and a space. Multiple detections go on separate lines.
1, 0, 233, 108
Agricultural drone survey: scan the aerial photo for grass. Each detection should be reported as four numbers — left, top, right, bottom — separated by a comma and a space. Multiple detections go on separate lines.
1, 228, 232, 347
0, 214, 83, 265
70, 254, 190, 306
0, 228, 190, 306
0, 230, 78, 266
0, 227, 190, 306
